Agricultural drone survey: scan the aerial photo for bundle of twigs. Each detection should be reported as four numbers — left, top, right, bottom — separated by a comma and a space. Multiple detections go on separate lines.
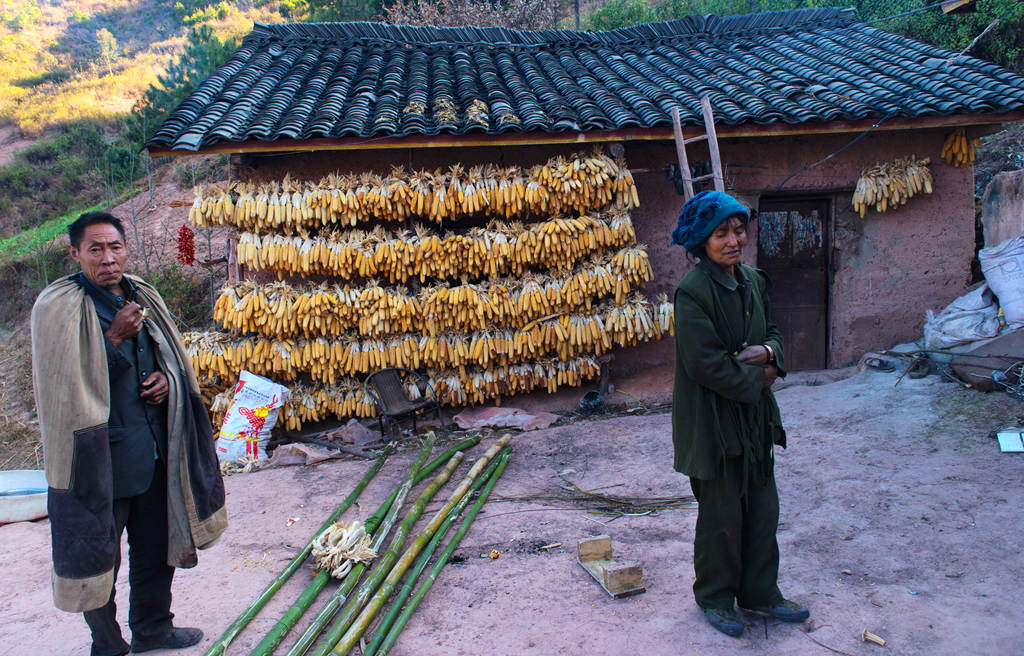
493, 480, 696, 518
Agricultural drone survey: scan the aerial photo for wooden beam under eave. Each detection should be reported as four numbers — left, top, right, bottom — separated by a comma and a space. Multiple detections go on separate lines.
146, 110, 1024, 158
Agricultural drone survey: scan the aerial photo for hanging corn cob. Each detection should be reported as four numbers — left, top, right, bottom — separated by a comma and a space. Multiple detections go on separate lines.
188, 150, 638, 232
852, 156, 933, 218
213, 247, 654, 340
204, 355, 605, 431
234, 210, 637, 281
940, 128, 978, 168
188, 293, 673, 383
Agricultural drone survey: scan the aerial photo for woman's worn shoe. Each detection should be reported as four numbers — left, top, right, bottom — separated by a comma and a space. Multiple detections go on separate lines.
130, 627, 203, 653
703, 607, 744, 637
740, 599, 810, 622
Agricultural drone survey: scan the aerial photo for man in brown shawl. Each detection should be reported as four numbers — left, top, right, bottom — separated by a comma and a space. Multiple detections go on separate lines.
31, 211, 227, 656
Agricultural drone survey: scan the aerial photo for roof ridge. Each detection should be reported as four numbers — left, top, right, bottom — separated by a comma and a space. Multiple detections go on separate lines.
248, 8, 856, 47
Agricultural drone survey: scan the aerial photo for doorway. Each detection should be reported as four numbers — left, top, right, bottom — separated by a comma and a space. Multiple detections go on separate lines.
756, 198, 830, 371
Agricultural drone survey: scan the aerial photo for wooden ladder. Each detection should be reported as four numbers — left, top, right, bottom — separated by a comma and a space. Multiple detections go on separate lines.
671, 96, 725, 201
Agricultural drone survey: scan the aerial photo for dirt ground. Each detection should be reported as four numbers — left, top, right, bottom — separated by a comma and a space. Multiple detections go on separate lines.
1, 366, 1022, 656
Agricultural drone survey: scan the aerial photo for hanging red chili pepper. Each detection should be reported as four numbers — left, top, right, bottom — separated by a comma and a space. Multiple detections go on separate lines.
176, 223, 196, 265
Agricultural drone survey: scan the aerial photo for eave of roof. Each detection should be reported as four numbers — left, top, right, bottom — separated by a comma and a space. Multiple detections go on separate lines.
147, 9, 1024, 154
147, 109, 1024, 158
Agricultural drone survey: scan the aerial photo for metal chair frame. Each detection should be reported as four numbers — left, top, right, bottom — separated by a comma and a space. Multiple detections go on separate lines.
364, 367, 443, 438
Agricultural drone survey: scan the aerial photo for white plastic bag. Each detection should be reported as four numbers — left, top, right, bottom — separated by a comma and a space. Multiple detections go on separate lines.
980, 236, 1024, 327
216, 371, 289, 464
923, 284, 1001, 349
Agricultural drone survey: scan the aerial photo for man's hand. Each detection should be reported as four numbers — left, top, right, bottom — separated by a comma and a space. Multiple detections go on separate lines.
105, 302, 144, 347
140, 371, 169, 405
763, 364, 779, 389
737, 345, 769, 366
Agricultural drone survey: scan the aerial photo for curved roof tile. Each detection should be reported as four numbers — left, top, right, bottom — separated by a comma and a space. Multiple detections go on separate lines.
149, 8, 1024, 151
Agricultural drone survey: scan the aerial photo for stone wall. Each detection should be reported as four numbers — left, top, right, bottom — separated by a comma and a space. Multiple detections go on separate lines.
981, 169, 1024, 248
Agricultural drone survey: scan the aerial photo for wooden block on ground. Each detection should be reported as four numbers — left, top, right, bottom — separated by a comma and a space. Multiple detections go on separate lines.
577, 535, 611, 562
577, 535, 645, 598
603, 561, 643, 594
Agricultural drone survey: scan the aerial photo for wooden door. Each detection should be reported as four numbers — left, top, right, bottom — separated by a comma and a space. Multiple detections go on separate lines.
756, 199, 830, 371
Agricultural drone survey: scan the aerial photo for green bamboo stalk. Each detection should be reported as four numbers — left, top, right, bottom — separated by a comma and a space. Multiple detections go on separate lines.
202, 443, 395, 656
242, 435, 479, 656
286, 438, 458, 654
372, 450, 510, 656
361, 449, 508, 656
273, 434, 437, 656
325, 435, 512, 656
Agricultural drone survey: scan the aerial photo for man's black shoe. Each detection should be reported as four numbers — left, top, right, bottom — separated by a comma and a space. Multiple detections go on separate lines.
703, 607, 744, 637
740, 599, 810, 622
130, 627, 203, 653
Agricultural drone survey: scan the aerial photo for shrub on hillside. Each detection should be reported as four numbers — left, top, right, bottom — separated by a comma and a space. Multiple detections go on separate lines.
148, 263, 215, 329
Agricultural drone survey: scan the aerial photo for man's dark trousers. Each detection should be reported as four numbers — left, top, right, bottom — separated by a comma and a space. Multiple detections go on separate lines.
689, 455, 782, 610
84, 459, 174, 656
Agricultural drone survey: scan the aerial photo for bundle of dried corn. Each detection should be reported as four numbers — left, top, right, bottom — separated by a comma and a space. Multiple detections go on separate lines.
189, 151, 638, 232
214, 247, 654, 340
940, 128, 978, 168
188, 294, 673, 384
205, 355, 602, 431
234, 210, 637, 281
852, 156, 933, 217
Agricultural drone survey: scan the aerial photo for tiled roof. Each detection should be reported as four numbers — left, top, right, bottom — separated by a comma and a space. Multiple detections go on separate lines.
148, 8, 1024, 151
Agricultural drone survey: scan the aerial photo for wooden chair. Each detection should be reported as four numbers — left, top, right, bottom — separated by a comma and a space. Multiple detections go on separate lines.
364, 368, 443, 438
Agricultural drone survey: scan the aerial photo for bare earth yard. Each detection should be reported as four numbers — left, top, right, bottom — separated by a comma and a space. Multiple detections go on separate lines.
1, 368, 1021, 656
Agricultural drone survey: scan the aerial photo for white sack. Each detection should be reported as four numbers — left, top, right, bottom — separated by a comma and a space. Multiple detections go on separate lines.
980, 236, 1024, 326
923, 283, 1000, 349
216, 370, 289, 463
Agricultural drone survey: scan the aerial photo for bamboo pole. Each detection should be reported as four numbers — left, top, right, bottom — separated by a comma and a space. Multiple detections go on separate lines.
371, 450, 511, 656
298, 449, 464, 656
244, 435, 480, 656
331, 443, 510, 654
202, 443, 394, 656
362, 449, 508, 656
272, 434, 437, 656
316, 435, 512, 656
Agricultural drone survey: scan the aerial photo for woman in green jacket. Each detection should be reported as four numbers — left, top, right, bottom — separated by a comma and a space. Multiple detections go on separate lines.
670, 190, 809, 637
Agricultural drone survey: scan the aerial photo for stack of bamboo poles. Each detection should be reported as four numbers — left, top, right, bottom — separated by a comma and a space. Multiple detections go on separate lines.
204, 434, 513, 656
187, 148, 670, 431
190, 150, 638, 231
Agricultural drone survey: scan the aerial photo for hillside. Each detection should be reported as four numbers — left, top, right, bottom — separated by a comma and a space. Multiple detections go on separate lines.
0, 0, 282, 135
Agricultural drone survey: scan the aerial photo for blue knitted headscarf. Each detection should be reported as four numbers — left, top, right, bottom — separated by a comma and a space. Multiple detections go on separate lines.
670, 190, 750, 257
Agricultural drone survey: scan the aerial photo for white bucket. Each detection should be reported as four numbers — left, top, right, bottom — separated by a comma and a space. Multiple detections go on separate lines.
0, 470, 48, 524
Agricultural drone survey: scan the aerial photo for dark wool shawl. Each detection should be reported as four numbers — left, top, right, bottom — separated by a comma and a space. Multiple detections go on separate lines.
31, 274, 227, 612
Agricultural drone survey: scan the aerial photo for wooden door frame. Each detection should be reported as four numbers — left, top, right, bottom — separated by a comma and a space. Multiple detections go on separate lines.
754, 195, 835, 369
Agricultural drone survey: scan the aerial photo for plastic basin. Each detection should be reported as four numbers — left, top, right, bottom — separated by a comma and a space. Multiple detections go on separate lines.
0, 470, 48, 524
